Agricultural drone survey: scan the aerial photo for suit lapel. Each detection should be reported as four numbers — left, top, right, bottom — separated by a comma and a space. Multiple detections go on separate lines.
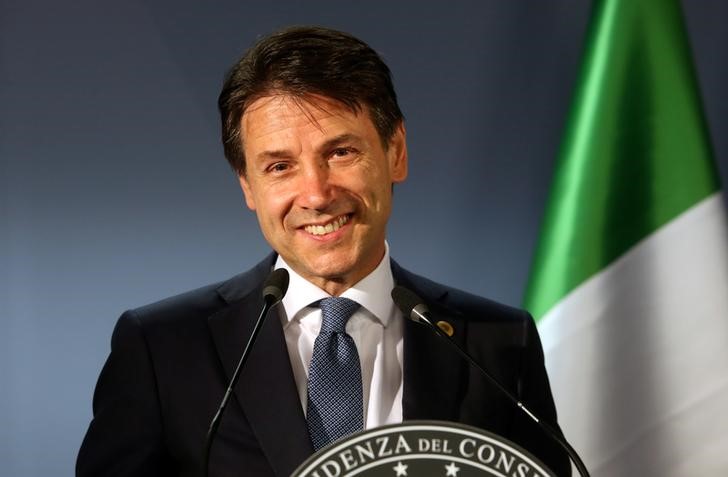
207, 256, 313, 476
205, 255, 469, 474
392, 261, 468, 422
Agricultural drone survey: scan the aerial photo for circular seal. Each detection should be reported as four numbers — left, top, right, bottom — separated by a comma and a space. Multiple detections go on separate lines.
291, 420, 556, 476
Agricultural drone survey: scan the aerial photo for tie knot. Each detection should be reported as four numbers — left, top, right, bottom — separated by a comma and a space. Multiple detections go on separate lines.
319, 297, 361, 333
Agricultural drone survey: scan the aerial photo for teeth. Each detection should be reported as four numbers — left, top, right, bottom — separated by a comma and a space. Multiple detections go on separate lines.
305, 215, 349, 236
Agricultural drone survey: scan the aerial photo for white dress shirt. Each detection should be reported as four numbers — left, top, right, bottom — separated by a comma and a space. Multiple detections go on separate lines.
275, 243, 404, 429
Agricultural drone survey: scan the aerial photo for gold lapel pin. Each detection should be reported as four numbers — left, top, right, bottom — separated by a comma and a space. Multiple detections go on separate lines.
436, 320, 454, 337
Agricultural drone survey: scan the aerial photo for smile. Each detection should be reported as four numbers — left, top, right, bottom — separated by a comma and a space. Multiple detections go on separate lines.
303, 215, 350, 236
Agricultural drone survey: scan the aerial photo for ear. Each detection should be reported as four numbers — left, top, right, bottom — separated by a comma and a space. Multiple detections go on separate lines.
238, 174, 257, 211
388, 121, 408, 183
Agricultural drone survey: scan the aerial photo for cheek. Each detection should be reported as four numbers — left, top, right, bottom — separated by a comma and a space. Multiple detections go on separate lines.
361, 177, 393, 208
258, 189, 295, 226
239, 179, 257, 211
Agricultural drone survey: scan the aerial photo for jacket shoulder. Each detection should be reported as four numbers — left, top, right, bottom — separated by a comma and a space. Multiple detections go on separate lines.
126, 252, 276, 329
391, 259, 531, 324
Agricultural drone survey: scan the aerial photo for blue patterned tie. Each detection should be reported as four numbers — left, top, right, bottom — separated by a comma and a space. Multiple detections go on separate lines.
307, 297, 363, 451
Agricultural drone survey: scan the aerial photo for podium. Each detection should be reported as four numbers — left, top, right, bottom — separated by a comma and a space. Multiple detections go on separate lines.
292, 420, 556, 477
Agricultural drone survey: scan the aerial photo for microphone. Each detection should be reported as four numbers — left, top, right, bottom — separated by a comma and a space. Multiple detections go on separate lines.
203, 268, 289, 477
391, 285, 590, 477
262, 268, 289, 304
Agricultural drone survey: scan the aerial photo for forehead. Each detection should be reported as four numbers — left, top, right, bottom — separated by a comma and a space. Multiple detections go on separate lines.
241, 94, 374, 146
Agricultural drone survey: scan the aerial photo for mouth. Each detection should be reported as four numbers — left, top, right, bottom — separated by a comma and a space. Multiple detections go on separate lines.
303, 214, 350, 236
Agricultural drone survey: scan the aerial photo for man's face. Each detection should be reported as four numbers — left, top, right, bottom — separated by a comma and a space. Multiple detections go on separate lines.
239, 94, 408, 295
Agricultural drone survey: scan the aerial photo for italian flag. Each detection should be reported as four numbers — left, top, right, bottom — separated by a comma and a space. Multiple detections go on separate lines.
524, 0, 728, 475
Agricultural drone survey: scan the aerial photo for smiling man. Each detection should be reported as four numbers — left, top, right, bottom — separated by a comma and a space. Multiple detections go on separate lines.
77, 27, 570, 476
239, 94, 407, 296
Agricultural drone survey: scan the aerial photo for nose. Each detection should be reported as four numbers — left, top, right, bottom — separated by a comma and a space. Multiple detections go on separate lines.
296, 162, 333, 211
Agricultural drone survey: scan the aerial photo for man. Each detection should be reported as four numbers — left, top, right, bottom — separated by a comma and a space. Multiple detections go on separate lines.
77, 26, 570, 476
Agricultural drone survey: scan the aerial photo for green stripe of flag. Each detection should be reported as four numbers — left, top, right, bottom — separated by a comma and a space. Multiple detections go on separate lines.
524, 0, 719, 320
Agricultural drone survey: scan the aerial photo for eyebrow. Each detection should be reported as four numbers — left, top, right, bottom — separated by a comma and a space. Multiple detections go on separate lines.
318, 133, 363, 152
255, 149, 292, 161
254, 133, 364, 161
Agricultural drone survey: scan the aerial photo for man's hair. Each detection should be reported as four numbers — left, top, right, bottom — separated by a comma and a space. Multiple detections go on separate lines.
218, 26, 404, 175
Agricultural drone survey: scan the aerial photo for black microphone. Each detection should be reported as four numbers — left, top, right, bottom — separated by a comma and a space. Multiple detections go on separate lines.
203, 268, 290, 477
391, 285, 590, 477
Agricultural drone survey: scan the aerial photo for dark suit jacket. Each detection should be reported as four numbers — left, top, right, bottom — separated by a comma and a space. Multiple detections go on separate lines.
77, 254, 570, 476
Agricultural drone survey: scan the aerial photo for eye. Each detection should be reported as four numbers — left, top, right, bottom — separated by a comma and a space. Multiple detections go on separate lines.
266, 162, 290, 174
331, 147, 355, 159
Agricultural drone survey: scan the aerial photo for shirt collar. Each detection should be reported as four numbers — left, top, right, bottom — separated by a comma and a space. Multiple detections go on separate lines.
276, 242, 395, 328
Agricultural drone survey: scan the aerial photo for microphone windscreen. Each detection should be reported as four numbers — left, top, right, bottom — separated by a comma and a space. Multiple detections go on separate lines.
391, 285, 424, 318
262, 268, 290, 303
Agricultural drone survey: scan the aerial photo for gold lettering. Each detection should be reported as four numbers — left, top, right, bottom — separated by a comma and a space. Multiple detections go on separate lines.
376, 437, 392, 457
443, 439, 452, 454
354, 441, 375, 462
395, 435, 412, 454
319, 460, 341, 477
339, 449, 357, 471
477, 444, 495, 464
496, 451, 514, 472
431, 438, 442, 453
459, 438, 476, 458
516, 462, 534, 477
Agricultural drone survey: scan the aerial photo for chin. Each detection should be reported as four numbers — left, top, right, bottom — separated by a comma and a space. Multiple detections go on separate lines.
304, 256, 361, 282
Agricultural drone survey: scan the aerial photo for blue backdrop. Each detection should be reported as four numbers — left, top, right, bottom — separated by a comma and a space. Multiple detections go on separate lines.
2, 1, 727, 474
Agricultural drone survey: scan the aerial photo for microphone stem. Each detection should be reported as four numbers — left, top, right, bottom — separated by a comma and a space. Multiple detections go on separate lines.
415, 311, 590, 477
203, 296, 276, 477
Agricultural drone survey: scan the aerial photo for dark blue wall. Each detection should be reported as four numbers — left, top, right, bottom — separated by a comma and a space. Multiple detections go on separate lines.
2, 1, 726, 474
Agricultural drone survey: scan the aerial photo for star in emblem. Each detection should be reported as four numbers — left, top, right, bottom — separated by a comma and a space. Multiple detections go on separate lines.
444, 462, 460, 476
392, 461, 408, 476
